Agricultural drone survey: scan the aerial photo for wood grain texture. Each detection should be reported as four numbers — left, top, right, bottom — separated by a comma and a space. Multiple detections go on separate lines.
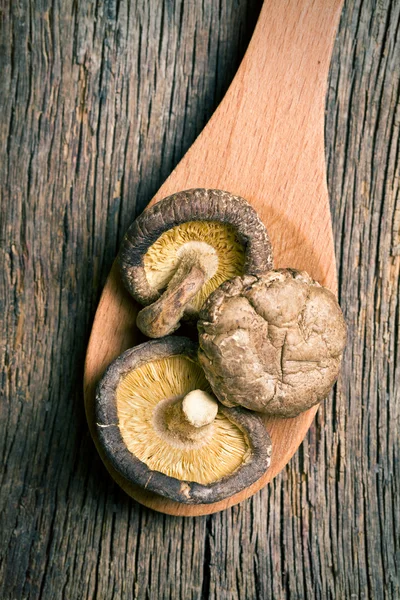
1, 0, 399, 597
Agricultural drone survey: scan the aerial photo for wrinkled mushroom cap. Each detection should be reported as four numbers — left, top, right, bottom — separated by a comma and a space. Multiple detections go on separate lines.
198, 269, 347, 417
118, 189, 273, 316
95, 336, 272, 504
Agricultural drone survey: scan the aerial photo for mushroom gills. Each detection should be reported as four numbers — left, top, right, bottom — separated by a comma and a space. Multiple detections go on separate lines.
137, 221, 246, 337
116, 355, 250, 485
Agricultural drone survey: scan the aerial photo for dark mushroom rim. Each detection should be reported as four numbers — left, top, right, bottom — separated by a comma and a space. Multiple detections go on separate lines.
95, 336, 272, 504
118, 188, 273, 306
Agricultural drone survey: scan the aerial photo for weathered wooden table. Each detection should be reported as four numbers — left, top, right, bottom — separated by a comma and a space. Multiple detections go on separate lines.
1, 1, 399, 598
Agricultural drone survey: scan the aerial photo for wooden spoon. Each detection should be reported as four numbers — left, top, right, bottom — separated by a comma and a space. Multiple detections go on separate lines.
84, 0, 344, 516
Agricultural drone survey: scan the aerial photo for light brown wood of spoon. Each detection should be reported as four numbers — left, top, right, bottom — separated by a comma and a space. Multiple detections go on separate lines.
84, 0, 344, 516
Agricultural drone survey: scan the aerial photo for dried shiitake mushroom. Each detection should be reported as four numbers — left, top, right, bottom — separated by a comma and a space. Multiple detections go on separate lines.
95, 336, 272, 504
118, 189, 273, 338
198, 269, 347, 418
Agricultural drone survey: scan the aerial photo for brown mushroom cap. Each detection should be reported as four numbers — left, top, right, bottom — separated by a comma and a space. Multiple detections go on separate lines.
198, 269, 347, 418
118, 189, 273, 338
95, 336, 272, 504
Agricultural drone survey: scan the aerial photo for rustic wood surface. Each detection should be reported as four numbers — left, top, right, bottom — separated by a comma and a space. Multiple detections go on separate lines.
1, 0, 399, 597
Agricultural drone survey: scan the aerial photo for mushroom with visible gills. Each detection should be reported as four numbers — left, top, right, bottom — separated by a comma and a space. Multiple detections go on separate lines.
118, 188, 273, 338
198, 269, 347, 418
95, 336, 272, 504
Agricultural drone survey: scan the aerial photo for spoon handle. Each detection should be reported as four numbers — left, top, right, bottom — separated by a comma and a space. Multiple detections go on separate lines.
153, 0, 344, 290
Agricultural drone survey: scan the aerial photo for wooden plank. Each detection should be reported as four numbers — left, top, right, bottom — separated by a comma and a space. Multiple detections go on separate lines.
0, 0, 399, 598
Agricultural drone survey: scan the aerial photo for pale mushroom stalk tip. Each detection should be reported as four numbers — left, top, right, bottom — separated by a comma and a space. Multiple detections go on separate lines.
181, 389, 219, 428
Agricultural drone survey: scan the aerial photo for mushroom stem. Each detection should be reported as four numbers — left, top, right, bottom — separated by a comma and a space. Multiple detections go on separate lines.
159, 389, 219, 444
182, 390, 219, 428
137, 246, 217, 338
